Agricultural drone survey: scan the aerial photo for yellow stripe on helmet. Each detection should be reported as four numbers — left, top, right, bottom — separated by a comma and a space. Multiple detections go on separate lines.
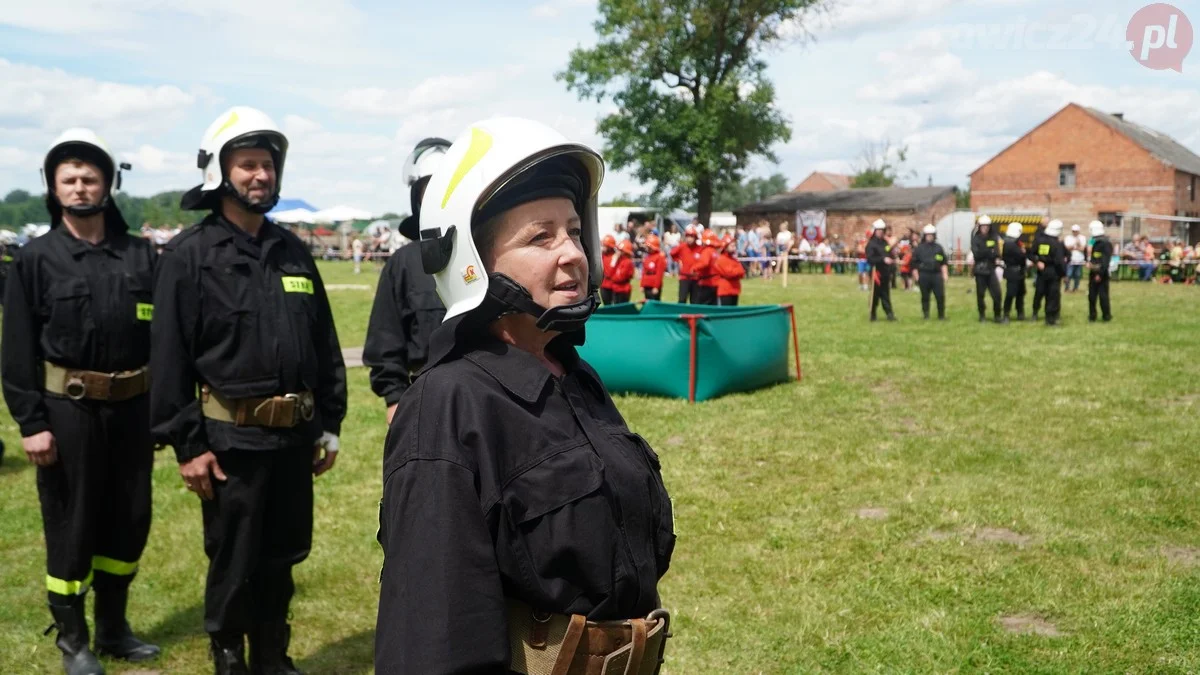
441, 127, 493, 209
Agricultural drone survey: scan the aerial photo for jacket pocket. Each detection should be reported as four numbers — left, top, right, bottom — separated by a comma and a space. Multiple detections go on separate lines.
44, 278, 92, 359
622, 432, 676, 576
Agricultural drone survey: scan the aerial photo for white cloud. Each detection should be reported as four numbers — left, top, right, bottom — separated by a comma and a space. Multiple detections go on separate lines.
0, 147, 32, 168
284, 115, 323, 136
337, 68, 523, 118
119, 145, 193, 175
531, 0, 594, 19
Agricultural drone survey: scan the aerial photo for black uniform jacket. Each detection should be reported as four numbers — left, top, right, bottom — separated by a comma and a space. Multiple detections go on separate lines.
971, 231, 1000, 273
1032, 234, 1067, 278
865, 237, 892, 276
363, 243, 446, 405
149, 214, 347, 462
1090, 237, 1114, 278
911, 241, 947, 275
376, 317, 676, 674
2, 220, 155, 437
1001, 236, 1027, 279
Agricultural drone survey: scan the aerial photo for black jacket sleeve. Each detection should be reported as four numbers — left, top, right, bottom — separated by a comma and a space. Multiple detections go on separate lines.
866, 239, 884, 266
149, 248, 209, 462
364, 256, 413, 406
1052, 241, 1068, 276
1, 251, 50, 437
971, 234, 997, 263
307, 252, 347, 436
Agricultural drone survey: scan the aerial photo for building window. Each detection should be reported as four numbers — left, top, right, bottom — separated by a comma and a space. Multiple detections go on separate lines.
1059, 164, 1076, 188
1098, 212, 1122, 230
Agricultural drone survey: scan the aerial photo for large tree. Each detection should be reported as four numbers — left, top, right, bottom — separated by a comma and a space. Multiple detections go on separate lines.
558, 0, 825, 225
850, 139, 916, 188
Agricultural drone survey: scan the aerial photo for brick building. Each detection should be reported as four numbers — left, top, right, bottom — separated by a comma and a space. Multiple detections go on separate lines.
734, 186, 958, 241
791, 171, 853, 192
970, 103, 1200, 243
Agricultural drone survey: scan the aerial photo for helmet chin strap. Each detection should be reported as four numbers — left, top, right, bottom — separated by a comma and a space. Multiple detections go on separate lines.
223, 180, 278, 215
63, 200, 108, 217
485, 273, 596, 333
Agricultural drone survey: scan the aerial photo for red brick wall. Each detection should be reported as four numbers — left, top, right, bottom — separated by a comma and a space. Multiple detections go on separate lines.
970, 104, 1177, 238
735, 194, 958, 242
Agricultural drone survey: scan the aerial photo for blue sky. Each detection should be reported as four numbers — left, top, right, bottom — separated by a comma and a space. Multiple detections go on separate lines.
2, 0, 1197, 216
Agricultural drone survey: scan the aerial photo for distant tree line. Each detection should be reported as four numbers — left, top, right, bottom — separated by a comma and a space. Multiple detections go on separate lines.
0, 189, 191, 229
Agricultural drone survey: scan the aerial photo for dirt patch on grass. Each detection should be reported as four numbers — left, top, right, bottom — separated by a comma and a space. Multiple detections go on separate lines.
871, 381, 903, 405
1162, 546, 1200, 566
666, 436, 684, 447
856, 507, 890, 520
997, 614, 1062, 637
919, 527, 1035, 548
1166, 393, 1199, 408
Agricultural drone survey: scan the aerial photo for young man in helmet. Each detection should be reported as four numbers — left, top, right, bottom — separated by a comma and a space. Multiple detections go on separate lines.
606, 238, 636, 303
1001, 222, 1029, 321
640, 233, 666, 300
375, 118, 673, 674
669, 224, 701, 302
714, 233, 746, 305
971, 215, 1004, 323
865, 219, 896, 321
1087, 220, 1114, 322
2, 130, 159, 674
911, 224, 948, 320
150, 107, 348, 674
1031, 219, 1068, 326
364, 138, 451, 424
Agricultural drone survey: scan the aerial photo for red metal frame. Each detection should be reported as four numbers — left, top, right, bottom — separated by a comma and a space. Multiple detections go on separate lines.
783, 303, 802, 381
680, 314, 705, 403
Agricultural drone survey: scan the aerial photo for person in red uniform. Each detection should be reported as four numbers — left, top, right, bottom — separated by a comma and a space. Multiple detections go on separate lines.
693, 229, 719, 305
714, 234, 746, 305
669, 225, 700, 303
605, 239, 636, 304
641, 234, 666, 301
599, 234, 617, 305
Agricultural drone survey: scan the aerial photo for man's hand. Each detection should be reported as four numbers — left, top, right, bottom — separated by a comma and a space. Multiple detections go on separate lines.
883, 257, 894, 265
313, 432, 339, 477
180, 451, 226, 501
23, 431, 57, 467
386, 403, 398, 425
1037, 261, 1046, 271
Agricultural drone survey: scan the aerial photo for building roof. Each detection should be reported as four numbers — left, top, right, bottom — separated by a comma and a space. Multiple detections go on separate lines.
791, 171, 853, 192
736, 185, 957, 214
1080, 106, 1200, 176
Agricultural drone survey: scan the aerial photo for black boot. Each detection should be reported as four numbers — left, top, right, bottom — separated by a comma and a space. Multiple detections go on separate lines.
47, 600, 105, 675
211, 633, 251, 675
249, 623, 304, 675
94, 586, 160, 661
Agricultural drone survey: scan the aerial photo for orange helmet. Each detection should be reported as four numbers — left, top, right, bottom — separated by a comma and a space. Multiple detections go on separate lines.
702, 230, 718, 247
602, 234, 616, 250
645, 234, 661, 251
616, 239, 634, 255
684, 225, 698, 237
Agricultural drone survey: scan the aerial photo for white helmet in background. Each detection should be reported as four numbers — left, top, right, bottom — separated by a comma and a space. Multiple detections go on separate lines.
42, 128, 130, 220
182, 106, 288, 213
977, 214, 991, 226
1006, 222, 1023, 239
872, 219, 887, 231
1045, 219, 1063, 237
922, 224, 936, 236
419, 117, 604, 327
1089, 220, 1105, 238
402, 138, 452, 187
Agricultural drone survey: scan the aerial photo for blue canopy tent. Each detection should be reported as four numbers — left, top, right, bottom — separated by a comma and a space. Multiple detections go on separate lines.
268, 199, 319, 215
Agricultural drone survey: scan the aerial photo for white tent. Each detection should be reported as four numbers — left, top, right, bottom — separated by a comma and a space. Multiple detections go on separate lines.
313, 205, 374, 224
271, 208, 317, 224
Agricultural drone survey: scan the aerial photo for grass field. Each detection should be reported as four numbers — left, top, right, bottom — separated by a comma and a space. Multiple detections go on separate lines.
1, 261, 1198, 674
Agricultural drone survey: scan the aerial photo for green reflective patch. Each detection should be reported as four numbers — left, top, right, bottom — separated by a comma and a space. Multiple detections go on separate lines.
136, 303, 153, 321
1038, 244, 1050, 255
93, 555, 138, 576
935, 254, 944, 261
282, 276, 314, 294
46, 570, 93, 596
1093, 251, 1102, 258
986, 240, 995, 247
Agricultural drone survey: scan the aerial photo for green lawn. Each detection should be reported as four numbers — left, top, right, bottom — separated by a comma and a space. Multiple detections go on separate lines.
1, 262, 1198, 673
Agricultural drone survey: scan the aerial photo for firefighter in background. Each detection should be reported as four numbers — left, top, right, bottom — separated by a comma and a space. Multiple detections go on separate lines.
1001, 222, 1028, 321
599, 233, 617, 305
693, 229, 720, 305
865, 219, 896, 321
714, 233, 746, 305
605, 238, 636, 303
669, 224, 701, 303
1030, 220, 1047, 320
641, 233, 666, 301
2, 130, 159, 674
971, 215, 1004, 323
911, 224, 948, 320
1087, 219, 1114, 322
1032, 219, 1068, 326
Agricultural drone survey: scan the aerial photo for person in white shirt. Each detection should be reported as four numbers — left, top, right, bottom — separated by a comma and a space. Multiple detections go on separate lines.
776, 224, 796, 274
1064, 224, 1086, 292
352, 236, 365, 274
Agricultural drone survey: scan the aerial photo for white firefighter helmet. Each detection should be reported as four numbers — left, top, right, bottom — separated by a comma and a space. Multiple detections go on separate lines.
402, 138, 452, 187
182, 106, 288, 212
419, 117, 604, 321
42, 128, 131, 220
922, 223, 936, 235
872, 218, 887, 230
1089, 220, 1105, 238
1045, 219, 1063, 237
977, 214, 991, 226
1006, 222, 1023, 239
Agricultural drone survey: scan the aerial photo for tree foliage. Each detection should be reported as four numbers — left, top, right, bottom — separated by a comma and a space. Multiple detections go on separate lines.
709, 172, 789, 211
558, 0, 826, 225
0, 189, 191, 229
600, 192, 649, 207
850, 139, 917, 188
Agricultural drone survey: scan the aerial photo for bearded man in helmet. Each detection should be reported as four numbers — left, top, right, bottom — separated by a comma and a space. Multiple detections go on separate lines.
364, 138, 451, 424
1031, 219, 1068, 326
911, 224, 948, 320
1001, 222, 1028, 321
865, 219, 896, 321
150, 107, 347, 674
1087, 220, 1114, 322
2, 130, 158, 675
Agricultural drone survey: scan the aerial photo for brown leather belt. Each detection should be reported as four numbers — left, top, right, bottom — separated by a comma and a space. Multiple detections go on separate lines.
43, 362, 150, 402
200, 385, 314, 428
507, 600, 670, 675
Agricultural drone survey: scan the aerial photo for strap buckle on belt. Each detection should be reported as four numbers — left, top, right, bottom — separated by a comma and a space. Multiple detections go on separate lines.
284, 392, 316, 423
64, 376, 88, 401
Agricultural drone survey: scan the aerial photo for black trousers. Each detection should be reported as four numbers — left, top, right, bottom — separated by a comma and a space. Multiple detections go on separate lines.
677, 279, 695, 304
871, 271, 893, 318
612, 291, 631, 304
1032, 272, 1045, 316
39, 395, 153, 603
642, 287, 661, 301
717, 295, 739, 306
975, 273, 1002, 318
1089, 274, 1112, 320
694, 285, 718, 305
600, 288, 614, 305
202, 447, 313, 634
1004, 275, 1026, 318
918, 274, 945, 318
1035, 272, 1062, 323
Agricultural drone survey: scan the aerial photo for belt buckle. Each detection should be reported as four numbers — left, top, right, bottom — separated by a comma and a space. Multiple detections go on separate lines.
283, 393, 315, 424
64, 375, 87, 401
